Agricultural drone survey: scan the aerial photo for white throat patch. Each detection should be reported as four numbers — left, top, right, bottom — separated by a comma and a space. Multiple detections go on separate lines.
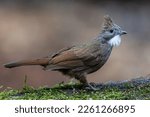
108, 35, 121, 47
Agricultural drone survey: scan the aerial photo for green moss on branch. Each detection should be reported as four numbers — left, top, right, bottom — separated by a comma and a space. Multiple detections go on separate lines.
0, 76, 150, 100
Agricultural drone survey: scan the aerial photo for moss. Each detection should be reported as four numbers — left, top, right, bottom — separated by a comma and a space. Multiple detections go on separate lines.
0, 76, 150, 100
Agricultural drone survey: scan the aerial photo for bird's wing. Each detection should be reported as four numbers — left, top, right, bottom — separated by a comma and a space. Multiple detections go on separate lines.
44, 46, 84, 70
74, 44, 101, 66
44, 44, 100, 70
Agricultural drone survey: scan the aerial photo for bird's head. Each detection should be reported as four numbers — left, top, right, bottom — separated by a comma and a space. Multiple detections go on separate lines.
101, 15, 127, 47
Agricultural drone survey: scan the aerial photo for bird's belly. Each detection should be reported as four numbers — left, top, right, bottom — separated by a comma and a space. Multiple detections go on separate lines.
86, 59, 107, 74
86, 49, 112, 74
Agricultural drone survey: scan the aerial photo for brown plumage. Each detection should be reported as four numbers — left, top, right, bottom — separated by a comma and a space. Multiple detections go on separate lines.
4, 15, 127, 90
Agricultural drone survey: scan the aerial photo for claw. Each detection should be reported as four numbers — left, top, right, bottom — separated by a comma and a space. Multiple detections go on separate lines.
84, 83, 99, 91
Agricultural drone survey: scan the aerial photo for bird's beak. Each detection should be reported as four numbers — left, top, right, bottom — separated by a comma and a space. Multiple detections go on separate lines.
121, 30, 127, 35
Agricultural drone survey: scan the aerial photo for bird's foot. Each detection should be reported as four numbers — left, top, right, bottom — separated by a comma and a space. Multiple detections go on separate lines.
84, 83, 99, 91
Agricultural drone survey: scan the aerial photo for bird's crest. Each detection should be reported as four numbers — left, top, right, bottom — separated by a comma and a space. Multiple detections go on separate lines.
103, 15, 114, 30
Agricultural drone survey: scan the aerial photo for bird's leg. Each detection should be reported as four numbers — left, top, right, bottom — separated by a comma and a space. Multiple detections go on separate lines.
76, 75, 98, 91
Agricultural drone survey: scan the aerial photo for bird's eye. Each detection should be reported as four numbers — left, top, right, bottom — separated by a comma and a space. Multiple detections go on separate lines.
109, 29, 114, 33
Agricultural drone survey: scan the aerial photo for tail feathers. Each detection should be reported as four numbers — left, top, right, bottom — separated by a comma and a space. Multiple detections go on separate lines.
4, 58, 50, 68
4, 61, 22, 68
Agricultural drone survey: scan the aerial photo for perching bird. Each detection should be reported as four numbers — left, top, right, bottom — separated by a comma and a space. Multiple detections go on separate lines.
4, 15, 127, 90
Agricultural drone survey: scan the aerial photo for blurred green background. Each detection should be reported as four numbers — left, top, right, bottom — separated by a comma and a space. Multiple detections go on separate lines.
0, 0, 150, 90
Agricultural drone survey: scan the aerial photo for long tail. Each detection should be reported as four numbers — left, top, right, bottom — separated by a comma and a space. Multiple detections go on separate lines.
4, 58, 50, 68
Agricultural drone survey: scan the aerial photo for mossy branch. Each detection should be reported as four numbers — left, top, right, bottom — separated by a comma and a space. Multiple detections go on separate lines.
0, 75, 150, 100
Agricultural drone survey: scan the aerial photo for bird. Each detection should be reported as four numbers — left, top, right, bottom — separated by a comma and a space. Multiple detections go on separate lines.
4, 15, 127, 90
